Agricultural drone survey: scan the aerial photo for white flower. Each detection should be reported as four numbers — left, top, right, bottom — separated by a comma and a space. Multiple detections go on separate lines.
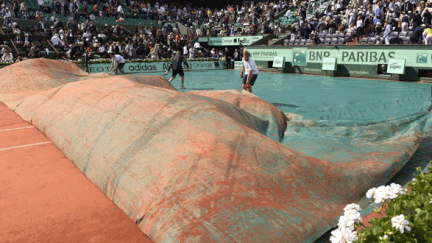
344, 209, 363, 224
383, 234, 388, 239
366, 188, 376, 198
370, 184, 404, 203
344, 203, 361, 212
338, 215, 355, 231
391, 215, 411, 234
330, 228, 358, 243
373, 186, 390, 204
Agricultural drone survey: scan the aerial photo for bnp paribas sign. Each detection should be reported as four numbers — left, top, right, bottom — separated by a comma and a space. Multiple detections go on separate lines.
248, 47, 432, 67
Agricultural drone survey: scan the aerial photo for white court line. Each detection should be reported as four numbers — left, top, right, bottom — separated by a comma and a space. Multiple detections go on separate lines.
0, 126, 35, 132
0, 141, 52, 152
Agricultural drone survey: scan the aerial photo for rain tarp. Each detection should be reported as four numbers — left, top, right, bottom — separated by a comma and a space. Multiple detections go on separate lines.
1, 59, 431, 242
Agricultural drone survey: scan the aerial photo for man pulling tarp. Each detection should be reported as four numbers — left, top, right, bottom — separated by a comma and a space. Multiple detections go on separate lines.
165, 50, 190, 89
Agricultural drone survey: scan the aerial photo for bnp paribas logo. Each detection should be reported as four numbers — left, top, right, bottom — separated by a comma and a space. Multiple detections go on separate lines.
416, 54, 428, 63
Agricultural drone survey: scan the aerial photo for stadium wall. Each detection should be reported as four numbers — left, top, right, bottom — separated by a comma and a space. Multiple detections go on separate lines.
247, 45, 432, 81
86, 60, 226, 74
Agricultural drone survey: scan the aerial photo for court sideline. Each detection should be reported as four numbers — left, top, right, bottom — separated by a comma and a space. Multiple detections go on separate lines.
0, 102, 153, 243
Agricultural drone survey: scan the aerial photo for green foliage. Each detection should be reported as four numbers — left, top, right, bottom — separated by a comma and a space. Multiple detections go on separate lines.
357, 166, 432, 243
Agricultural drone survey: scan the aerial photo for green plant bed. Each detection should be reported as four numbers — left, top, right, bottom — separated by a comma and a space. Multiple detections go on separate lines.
331, 165, 432, 243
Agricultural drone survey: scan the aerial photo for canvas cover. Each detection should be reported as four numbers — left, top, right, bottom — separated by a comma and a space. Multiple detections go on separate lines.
0, 59, 431, 242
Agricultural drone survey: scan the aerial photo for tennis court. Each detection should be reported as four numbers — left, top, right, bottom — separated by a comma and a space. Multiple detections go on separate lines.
144, 69, 432, 210
2, 59, 432, 242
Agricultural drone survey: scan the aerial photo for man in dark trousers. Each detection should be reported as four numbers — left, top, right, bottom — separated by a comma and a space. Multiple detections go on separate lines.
224, 47, 231, 69
410, 24, 425, 44
164, 50, 190, 89
135, 43, 145, 59
302, 22, 312, 39
82, 47, 92, 73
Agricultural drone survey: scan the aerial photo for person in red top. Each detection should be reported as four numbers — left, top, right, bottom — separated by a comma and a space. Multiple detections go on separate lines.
93, 4, 98, 16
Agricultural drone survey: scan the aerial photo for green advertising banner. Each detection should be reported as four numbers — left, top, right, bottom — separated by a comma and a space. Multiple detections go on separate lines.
387, 59, 406, 74
322, 57, 337, 71
198, 37, 209, 42
292, 48, 307, 66
87, 61, 224, 74
273, 56, 285, 68
207, 36, 263, 46
234, 61, 243, 70
250, 49, 292, 62
247, 47, 432, 68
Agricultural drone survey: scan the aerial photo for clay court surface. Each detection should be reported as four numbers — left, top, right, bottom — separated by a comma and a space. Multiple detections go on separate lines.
0, 103, 152, 243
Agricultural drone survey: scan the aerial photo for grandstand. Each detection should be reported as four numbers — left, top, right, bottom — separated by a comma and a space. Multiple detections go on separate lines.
0, 0, 431, 64
0, 0, 292, 63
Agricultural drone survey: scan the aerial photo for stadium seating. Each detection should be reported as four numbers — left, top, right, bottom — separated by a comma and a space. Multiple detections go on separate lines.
367, 37, 376, 45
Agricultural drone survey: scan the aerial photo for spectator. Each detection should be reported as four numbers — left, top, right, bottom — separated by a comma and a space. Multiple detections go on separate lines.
28, 46, 38, 58
412, 10, 422, 28
193, 41, 201, 53
183, 45, 188, 56
188, 45, 195, 58
125, 40, 134, 58
383, 21, 392, 44
23, 33, 32, 47
423, 8, 432, 25
411, 23, 425, 43
423, 24, 432, 43
38, 0, 44, 11
224, 47, 231, 68
13, 3, 18, 18
135, 43, 145, 59
375, 21, 383, 36
401, 13, 410, 31
286, 9, 291, 19
2, 48, 14, 63
357, 13, 365, 41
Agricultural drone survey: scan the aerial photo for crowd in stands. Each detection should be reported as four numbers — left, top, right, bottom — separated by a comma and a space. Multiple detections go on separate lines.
287, 0, 432, 45
3, 0, 289, 37
0, 0, 290, 64
5, 0, 432, 66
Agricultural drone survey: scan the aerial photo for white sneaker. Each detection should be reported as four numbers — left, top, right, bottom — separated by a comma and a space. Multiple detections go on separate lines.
180, 85, 187, 89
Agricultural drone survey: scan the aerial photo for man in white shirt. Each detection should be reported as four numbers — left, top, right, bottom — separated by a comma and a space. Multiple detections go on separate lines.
193, 41, 201, 52
109, 53, 126, 75
51, 34, 64, 46
240, 50, 258, 93
183, 45, 188, 56
189, 46, 195, 58
83, 30, 92, 41
285, 9, 291, 19
98, 45, 106, 56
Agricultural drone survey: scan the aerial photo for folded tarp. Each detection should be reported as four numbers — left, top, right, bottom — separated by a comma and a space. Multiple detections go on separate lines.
0, 59, 429, 243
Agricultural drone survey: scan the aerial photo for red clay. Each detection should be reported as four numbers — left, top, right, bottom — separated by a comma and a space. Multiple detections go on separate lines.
0, 103, 153, 243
